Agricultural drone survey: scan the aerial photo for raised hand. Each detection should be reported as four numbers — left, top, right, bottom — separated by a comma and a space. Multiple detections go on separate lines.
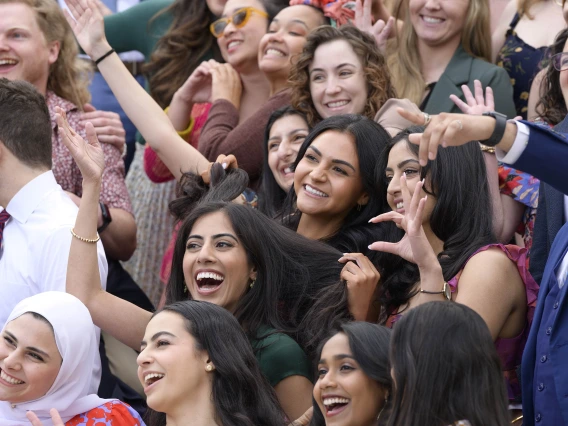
81, 103, 126, 151
339, 253, 381, 321
56, 106, 105, 184
210, 64, 243, 109
63, 0, 109, 59
289, 406, 313, 426
449, 80, 495, 116
354, 0, 394, 55
176, 59, 221, 105
26, 409, 65, 426
200, 154, 239, 184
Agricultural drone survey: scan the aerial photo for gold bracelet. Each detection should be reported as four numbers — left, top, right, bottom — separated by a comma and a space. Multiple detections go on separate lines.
70, 228, 100, 243
479, 143, 496, 154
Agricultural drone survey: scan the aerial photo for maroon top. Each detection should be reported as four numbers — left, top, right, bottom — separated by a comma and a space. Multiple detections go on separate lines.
198, 90, 291, 189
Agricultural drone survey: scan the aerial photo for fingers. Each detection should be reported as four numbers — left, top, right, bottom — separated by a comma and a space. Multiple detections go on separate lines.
485, 85, 495, 110
368, 240, 400, 255
82, 102, 96, 112
85, 122, 102, 149
26, 411, 43, 426
339, 253, 378, 275
400, 174, 412, 213
461, 84, 476, 107
449, 94, 470, 113
355, 0, 363, 26
413, 196, 427, 228
396, 107, 426, 126
474, 79, 485, 106
407, 177, 424, 218
368, 211, 404, 224
49, 409, 65, 426
215, 154, 238, 170
375, 16, 394, 45
363, 0, 371, 25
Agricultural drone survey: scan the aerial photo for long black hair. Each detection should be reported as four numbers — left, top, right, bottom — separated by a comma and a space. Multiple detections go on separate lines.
377, 126, 495, 318
388, 301, 510, 426
310, 322, 392, 426
258, 106, 310, 218
145, 300, 286, 426
536, 28, 568, 125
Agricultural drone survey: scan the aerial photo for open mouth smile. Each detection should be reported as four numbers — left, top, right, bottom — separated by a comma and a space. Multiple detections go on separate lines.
195, 271, 225, 295
303, 184, 329, 198
323, 396, 350, 417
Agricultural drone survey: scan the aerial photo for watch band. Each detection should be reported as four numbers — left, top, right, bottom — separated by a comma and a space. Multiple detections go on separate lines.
480, 111, 508, 147
97, 202, 112, 234
420, 282, 452, 301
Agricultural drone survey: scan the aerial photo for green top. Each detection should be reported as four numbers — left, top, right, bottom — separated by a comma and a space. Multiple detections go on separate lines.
104, 0, 174, 59
250, 328, 312, 387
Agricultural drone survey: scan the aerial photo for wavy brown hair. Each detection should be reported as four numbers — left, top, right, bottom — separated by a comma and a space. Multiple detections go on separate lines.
1, 0, 92, 108
387, 0, 491, 105
535, 28, 568, 126
143, 0, 222, 108
289, 25, 396, 127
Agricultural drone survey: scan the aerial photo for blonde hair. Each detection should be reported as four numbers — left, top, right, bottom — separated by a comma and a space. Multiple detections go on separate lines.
0, 0, 91, 108
387, 0, 491, 105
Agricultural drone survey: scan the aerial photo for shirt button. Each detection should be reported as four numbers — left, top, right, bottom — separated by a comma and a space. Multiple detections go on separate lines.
541, 355, 548, 362
546, 327, 552, 335
554, 301, 559, 309
536, 413, 542, 422
538, 383, 545, 391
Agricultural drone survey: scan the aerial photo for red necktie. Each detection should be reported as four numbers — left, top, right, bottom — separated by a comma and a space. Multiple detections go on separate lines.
0, 210, 11, 252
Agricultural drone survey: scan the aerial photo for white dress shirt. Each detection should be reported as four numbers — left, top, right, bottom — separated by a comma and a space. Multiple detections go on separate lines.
0, 171, 107, 391
497, 122, 568, 288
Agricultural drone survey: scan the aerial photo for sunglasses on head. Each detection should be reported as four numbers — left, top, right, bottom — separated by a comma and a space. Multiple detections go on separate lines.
210, 7, 269, 38
552, 52, 568, 72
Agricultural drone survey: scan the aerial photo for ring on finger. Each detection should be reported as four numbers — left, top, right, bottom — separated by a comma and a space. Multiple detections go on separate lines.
423, 112, 431, 126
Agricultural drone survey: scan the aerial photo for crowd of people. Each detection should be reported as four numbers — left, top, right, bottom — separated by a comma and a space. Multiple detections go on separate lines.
1, 0, 568, 424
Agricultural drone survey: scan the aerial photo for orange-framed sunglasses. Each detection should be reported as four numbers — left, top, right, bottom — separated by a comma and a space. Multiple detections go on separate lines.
210, 7, 269, 38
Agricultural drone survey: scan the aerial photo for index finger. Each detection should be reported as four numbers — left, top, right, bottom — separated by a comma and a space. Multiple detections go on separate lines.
397, 107, 426, 126
26, 411, 43, 426
49, 409, 65, 426
339, 253, 370, 271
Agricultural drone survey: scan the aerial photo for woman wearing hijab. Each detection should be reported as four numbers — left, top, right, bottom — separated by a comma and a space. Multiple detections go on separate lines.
0, 291, 144, 426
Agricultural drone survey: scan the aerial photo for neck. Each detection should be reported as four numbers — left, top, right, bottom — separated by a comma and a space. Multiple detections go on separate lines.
239, 66, 270, 99
165, 391, 217, 426
266, 72, 289, 97
417, 38, 460, 84
423, 222, 444, 256
296, 212, 345, 241
0, 166, 47, 208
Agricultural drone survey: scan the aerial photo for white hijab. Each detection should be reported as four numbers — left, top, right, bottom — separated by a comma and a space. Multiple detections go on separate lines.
0, 292, 111, 426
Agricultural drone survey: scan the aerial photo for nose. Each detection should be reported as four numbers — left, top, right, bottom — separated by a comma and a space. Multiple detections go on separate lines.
136, 346, 153, 368
325, 77, 341, 95
277, 140, 294, 162
309, 164, 327, 183
196, 241, 216, 264
222, 20, 237, 39
2, 351, 21, 371
424, 0, 441, 9
318, 370, 337, 390
387, 174, 400, 198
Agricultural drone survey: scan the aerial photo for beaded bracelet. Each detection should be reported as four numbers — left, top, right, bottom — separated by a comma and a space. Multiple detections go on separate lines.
70, 228, 100, 244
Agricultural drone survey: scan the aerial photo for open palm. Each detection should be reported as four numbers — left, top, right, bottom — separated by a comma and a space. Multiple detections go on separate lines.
63, 0, 107, 58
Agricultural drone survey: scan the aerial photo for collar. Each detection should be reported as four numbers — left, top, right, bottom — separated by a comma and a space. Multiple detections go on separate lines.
6, 171, 59, 224
45, 91, 79, 131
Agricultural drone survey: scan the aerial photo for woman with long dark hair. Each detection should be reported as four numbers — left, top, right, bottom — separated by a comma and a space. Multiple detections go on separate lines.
388, 302, 510, 426
310, 322, 392, 426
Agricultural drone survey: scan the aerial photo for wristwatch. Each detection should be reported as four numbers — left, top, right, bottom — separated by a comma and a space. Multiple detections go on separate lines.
98, 202, 112, 234
479, 111, 508, 147
420, 281, 452, 301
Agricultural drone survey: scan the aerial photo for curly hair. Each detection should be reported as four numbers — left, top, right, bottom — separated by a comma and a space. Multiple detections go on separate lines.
289, 25, 396, 127
1, 0, 92, 108
535, 28, 568, 126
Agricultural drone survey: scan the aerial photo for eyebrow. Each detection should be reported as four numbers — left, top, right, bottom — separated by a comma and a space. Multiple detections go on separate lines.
307, 146, 356, 172
310, 63, 357, 74
268, 128, 308, 141
187, 233, 239, 242
4, 331, 51, 360
385, 159, 421, 172
140, 331, 176, 347
271, 18, 309, 29
318, 354, 356, 364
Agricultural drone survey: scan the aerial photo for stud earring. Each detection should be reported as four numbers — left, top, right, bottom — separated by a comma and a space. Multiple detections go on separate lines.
206, 364, 213, 372
249, 279, 256, 289
183, 281, 188, 293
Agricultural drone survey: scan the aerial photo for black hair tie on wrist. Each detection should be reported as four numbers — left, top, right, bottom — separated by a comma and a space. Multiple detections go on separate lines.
94, 48, 115, 66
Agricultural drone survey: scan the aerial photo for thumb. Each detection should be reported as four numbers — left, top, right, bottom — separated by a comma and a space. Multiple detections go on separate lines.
368, 241, 400, 255
85, 122, 101, 148
83, 103, 96, 112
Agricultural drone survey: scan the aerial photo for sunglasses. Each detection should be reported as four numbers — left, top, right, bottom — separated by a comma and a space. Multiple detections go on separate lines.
210, 7, 269, 38
552, 52, 568, 72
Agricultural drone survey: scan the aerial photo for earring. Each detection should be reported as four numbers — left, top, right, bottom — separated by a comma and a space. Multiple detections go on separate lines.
206, 364, 213, 372
183, 282, 188, 293
249, 279, 256, 289
357, 203, 362, 211
377, 392, 389, 421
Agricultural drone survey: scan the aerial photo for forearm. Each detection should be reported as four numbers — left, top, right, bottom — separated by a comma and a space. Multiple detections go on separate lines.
168, 91, 194, 132
92, 44, 210, 177
413, 263, 448, 307
100, 209, 137, 261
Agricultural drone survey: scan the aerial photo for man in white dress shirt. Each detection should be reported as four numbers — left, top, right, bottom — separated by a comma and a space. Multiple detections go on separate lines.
0, 78, 107, 390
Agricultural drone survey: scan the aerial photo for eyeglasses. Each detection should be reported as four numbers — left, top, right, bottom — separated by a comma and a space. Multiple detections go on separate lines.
210, 7, 269, 38
552, 52, 568, 72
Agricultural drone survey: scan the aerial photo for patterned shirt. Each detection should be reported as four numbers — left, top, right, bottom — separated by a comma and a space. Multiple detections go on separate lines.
46, 91, 132, 214
66, 401, 144, 426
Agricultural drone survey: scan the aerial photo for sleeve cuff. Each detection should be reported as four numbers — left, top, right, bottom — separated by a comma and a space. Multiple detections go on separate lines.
164, 106, 195, 140
496, 121, 529, 165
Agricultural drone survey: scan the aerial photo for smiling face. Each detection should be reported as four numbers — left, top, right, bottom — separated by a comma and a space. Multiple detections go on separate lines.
183, 211, 255, 313
309, 40, 368, 119
138, 311, 213, 414
0, 2, 59, 94
314, 333, 386, 426
294, 130, 369, 221
409, 0, 468, 49
267, 114, 309, 190
0, 314, 62, 404
217, 0, 268, 71
258, 5, 323, 80
385, 141, 436, 223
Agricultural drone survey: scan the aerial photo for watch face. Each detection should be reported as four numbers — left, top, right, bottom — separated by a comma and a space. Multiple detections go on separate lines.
444, 282, 452, 301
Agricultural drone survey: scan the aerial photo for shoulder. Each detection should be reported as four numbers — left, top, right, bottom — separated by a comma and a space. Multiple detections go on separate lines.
67, 401, 144, 426
471, 58, 510, 82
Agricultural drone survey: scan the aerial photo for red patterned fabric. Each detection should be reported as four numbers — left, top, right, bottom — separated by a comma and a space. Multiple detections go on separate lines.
46, 92, 132, 214
66, 401, 143, 426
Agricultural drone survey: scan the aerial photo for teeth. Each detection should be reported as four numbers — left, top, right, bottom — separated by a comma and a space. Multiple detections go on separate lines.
265, 48, 285, 57
0, 369, 24, 385
144, 373, 164, 384
196, 272, 224, 281
283, 167, 292, 174
0, 59, 17, 66
326, 100, 349, 108
423, 16, 443, 23
227, 41, 242, 49
305, 184, 328, 197
396, 202, 403, 209
323, 397, 349, 406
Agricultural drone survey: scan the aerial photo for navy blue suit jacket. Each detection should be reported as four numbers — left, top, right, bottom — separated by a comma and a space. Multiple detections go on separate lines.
518, 119, 568, 426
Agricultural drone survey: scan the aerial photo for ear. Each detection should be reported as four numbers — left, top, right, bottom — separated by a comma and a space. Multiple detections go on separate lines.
357, 191, 370, 206
47, 40, 61, 66
249, 267, 257, 282
204, 356, 216, 372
